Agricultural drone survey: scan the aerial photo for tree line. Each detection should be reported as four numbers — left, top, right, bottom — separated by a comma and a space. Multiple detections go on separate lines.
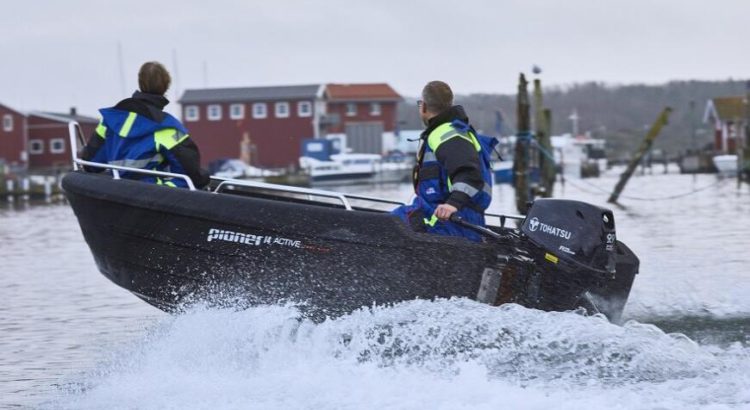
398, 79, 748, 160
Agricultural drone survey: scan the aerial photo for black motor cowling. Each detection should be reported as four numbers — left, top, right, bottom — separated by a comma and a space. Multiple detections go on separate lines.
520, 199, 617, 274
481, 199, 637, 323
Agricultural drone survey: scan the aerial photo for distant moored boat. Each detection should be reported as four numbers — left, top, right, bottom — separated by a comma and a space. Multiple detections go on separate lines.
712, 154, 738, 176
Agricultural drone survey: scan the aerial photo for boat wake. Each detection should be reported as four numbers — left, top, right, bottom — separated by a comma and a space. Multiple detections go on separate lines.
47, 299, 750, 410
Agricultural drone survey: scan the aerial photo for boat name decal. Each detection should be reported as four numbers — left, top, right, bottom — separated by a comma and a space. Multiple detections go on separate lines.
207, 228, 301, 248
528, 217, 572, 240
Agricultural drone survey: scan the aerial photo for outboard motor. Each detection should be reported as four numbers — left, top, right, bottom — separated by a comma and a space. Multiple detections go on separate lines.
486, 199, 639, 323
521, 199, 617, 274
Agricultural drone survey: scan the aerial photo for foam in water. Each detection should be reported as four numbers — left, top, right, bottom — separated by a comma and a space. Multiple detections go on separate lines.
46, 299, 750, 410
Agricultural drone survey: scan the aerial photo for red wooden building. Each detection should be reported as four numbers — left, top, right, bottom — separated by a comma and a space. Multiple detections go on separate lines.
178, 83, 402, 168
322, 83, 401, 155
703, 96, 746, 153
179, 84, 324, 168
26, 110, 97, 171
0, 102, 27, 169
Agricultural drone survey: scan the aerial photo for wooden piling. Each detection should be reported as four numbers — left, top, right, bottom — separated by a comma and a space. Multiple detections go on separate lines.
44, 180, 52, 203
513, 74, 531, 213
608, 107, 672, 204
534, 77, 555, 198
22, 178, 30, 201
742, 81, 750, 187
6, 180, 14, 203
543, 108, 554, 196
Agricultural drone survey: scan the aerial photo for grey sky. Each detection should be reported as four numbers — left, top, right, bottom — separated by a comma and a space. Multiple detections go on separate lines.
1, 0, 748, 117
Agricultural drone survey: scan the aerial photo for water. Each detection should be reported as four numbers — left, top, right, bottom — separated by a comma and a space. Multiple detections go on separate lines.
2, 169, 749, 409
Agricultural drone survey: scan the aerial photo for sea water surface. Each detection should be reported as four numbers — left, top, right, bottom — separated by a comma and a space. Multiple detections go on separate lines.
2, 168, 749, 409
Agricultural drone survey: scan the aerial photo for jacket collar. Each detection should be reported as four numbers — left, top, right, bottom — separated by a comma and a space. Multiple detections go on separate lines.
113, 91, 169, 123
132, 91, 169, 111
421, 105, 470, 140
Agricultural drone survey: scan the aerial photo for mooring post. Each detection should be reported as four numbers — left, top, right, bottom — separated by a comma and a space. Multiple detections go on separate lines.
541, 107, 555, 197
22, 177, 30, 201
533, 78, 551, 198
44, 179, 52, 203
741, 81, 750, 188
608, 107, 672, 204
6, 179, 14, 203
513, 73, 531, 213
533, 78, 555, 198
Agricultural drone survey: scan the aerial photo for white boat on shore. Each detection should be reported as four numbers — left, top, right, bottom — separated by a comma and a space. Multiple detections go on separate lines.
712, 154, 738, 176
211, 159, 281, 180
299, 153, 411, 186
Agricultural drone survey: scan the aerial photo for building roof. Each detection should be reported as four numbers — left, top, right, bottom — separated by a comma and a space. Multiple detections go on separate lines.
704, 96, 747, 123
179, 84, 322, 104
28, 111, 99, 124
0, 102, 24, 116
325, 83, 401, 102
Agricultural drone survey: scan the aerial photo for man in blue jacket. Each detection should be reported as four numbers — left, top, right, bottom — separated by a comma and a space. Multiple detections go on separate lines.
82, 61, 210, 188
392, 81, 494, 242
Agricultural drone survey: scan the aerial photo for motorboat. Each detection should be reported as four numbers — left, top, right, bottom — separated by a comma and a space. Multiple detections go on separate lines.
712, 154, 738, 176
63, 122, 639, 323
299, 153, 410, 186
209, 158, 281, 180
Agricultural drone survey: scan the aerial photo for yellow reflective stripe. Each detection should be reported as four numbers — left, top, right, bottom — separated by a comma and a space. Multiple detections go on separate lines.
423, 214, 438, 227
427, 123, 480, 152
119, 112, 137, 137
154, 128, 189, 150
427, 123, 455, 151
155, 174, 178, 188
95, 122, 107, 138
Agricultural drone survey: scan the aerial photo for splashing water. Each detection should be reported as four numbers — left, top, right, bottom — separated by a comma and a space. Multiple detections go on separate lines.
46, 300, 750, 410
4, 172, 750, 409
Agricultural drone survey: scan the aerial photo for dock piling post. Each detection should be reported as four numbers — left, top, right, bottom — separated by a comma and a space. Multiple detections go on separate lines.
6, 179, 14, 203
608, 107, 672, 204
44, 179, 52, 203
513, 73, 531, 213
22, 178, 30, 202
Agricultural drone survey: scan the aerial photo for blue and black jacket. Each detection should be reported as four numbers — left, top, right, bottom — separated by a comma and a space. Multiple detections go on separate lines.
82, 91, 209, 188
393, 105, 494, 242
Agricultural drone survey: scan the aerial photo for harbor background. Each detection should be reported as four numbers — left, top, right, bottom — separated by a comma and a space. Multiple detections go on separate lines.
2, 0, 750, 408
2, 168, 749, 409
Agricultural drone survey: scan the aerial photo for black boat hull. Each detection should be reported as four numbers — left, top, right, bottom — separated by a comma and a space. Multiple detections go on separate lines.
62, 172, 638, 321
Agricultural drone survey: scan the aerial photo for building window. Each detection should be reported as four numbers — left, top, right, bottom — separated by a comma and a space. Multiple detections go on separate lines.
252, 103, 267, 119
2, 114, 12, 132
50, 138, 65, 154
207, 104, 222, 121
298, 101, 312, 117
185, 105, 199, 121
370, 102, 381, 116
275, 102, 290, 118
230, 104, 245, 120
346, 103, 357, 117
29, 139, 44, 154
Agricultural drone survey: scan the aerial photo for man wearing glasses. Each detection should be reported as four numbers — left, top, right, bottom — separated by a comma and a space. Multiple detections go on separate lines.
392, 81, 494, 242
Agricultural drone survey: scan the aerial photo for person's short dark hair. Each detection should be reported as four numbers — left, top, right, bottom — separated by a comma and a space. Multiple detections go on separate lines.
422, 81, 453, 114
138, 61, 171, 95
